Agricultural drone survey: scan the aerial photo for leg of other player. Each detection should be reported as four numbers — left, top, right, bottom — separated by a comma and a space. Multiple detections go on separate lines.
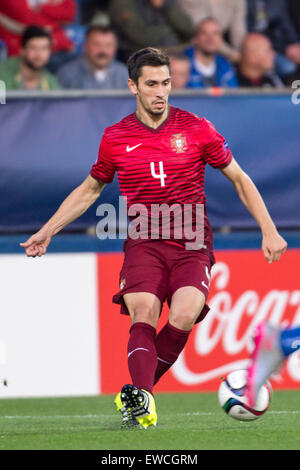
246, 322, 300, 407
154, 286, 206, 385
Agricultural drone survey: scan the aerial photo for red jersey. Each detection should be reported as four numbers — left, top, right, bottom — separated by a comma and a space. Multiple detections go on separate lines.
90, 105, 232, 256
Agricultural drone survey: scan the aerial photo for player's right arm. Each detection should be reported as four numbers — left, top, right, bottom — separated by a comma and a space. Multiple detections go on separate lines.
20, 175, 106, 257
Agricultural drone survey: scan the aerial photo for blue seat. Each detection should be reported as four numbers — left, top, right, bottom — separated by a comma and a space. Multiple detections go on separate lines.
64, 25, 87, 54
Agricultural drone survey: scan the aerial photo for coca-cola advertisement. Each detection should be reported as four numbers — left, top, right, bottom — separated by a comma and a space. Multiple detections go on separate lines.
97, 249, 300, 393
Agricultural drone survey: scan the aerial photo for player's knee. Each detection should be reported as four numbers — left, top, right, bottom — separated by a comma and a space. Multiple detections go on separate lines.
131, 304, 159, 328
169, 310, 198, 331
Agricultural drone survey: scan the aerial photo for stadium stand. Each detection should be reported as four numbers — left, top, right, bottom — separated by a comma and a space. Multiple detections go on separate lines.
181, 0, 247, 64
184, 18, 238, 88
57, 25, 128, 89
236, 33, 284, 87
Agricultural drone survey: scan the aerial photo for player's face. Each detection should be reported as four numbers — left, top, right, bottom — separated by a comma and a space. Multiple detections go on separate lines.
84, 32, 117, 70
129, 65, 171, 116
21, 38, 51, 70
194, 21, 222, 55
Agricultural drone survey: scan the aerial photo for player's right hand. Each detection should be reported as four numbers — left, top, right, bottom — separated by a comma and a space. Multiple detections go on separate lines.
20, 230, 52, 257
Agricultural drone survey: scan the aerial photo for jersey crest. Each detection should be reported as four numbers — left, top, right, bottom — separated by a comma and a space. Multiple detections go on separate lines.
170, 133, 187, 153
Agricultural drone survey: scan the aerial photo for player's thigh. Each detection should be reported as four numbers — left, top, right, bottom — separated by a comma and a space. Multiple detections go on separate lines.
123, 292, 161, 328
168, 286, 206, 331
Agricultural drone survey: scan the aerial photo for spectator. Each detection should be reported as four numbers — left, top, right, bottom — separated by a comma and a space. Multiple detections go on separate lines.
109, 0, 195, 62
288, 0, 300, 38
184, 18, 238, 88
0, 0, 76, 56
0, 25, 59, 90
169, 54, 190, 90
236, 33, 284, 88
57, 25, 128, 89
247, 0, 300, 77
81, 0, 110, 26
181, 0, 247, 63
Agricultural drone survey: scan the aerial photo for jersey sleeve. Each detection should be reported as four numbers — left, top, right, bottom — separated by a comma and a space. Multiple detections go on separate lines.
201, 119, 233, 169
90, 133, 116, 183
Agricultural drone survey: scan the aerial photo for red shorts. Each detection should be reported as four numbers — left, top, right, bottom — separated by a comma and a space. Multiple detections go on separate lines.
112, 239, 215, 324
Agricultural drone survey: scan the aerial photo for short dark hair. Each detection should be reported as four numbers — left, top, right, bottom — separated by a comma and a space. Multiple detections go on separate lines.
127, 47, 171, 84
85, 25, 117, 39
21, 25, 52, 47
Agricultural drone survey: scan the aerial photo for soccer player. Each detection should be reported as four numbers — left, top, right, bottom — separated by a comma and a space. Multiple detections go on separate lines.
246, 322, 300, 407
20, 47, 287, 429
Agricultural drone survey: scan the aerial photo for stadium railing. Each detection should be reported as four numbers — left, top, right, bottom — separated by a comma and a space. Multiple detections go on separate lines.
5, 88, 294, 99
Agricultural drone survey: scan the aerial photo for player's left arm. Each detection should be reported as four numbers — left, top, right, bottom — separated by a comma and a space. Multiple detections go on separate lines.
220, 157, 287, 263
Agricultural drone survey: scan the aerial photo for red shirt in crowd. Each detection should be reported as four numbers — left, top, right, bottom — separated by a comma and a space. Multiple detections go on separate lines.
0, 0, 76, 55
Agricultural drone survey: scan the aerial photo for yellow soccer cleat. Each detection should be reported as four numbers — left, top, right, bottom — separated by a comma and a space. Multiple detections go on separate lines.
114, 388, 140, 428
115, 384, 157, 429
137, 389, 157, 429
114, 391, 123, 411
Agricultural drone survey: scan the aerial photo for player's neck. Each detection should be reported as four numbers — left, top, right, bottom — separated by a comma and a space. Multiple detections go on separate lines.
135, 105, 170, 130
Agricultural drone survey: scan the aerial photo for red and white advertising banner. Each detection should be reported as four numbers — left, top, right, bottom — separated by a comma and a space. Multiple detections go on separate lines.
97, 249, 300, 394
1, 248, 299, 398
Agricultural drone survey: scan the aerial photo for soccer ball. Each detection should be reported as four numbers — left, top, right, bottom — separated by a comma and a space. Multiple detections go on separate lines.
218, 369, 271, 421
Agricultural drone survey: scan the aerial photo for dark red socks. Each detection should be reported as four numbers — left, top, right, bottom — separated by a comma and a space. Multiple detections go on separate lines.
127, 322, 157, 395
154, 321, 191, 385
127, 321, 192, 394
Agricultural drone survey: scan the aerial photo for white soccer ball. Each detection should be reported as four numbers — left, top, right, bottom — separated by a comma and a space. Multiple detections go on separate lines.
218, 369, 271, 421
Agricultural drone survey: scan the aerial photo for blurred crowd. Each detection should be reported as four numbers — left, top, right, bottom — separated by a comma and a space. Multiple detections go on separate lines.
0, 0, 300, 91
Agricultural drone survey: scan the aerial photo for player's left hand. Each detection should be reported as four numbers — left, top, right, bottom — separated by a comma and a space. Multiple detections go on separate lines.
262, 231, 287, 263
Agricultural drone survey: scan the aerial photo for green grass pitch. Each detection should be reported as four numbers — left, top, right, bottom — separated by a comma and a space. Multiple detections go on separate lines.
0, 390, 299, 450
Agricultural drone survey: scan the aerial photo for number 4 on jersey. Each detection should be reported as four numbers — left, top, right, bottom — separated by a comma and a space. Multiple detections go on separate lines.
150, 161, 167, 187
